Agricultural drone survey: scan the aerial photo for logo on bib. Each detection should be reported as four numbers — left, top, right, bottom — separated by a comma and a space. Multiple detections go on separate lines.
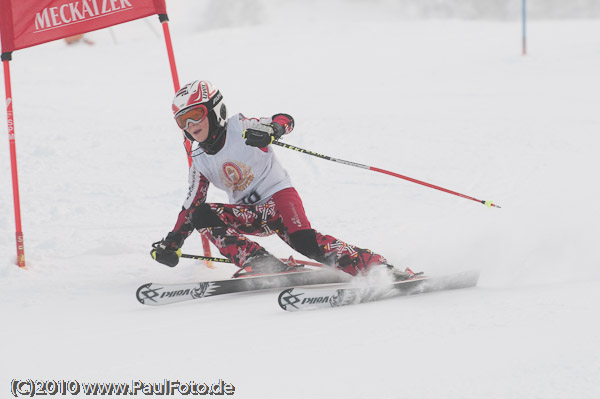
221, 161, 254, 192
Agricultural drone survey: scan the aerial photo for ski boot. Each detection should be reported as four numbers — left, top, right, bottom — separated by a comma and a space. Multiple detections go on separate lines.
233, 249, 304, 278
387, 265, 424, 282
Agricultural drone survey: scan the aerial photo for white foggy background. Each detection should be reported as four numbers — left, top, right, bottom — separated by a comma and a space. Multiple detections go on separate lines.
170, 0, 600, 30
1, 1, 599, 398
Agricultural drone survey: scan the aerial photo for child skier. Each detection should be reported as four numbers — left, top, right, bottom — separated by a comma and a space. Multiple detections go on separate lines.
151, 80, 411, 280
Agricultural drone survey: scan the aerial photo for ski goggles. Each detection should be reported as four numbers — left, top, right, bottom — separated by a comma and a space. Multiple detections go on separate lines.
175, 104, 208, 130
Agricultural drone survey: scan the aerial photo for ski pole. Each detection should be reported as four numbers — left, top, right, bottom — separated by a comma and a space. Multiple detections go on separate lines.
181, 254, 233, 263
181, 253, 324, 267
272, 141, 501, 209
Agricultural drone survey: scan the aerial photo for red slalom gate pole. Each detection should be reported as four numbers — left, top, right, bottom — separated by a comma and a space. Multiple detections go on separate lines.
159, 13, 185, 155
273, 141, 501, 209
159, 16, 180, 93
3, 54, 26, 267
159, 14, 214, 267
158, 14, 194, 163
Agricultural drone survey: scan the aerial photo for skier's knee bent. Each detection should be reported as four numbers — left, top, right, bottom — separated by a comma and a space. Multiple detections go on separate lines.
192, 203, 226, 229
289, 229, 324, 261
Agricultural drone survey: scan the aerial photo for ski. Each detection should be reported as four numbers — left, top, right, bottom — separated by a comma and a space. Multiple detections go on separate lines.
136, 269, 351, 306
277, 270, 480, 311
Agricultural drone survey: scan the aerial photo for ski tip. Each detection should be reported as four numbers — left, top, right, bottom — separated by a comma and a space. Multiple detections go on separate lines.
278, 288, 300, 311
136, 283, 153, 305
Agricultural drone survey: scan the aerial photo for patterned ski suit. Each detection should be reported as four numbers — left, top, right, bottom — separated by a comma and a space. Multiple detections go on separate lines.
170, 113, 388, 276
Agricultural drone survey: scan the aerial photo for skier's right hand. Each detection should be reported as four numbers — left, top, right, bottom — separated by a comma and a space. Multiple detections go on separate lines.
151, 232, 184, 267
243, 123, 283, 148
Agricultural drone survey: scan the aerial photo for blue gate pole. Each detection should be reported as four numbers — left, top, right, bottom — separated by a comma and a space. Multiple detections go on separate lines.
522, 0, 527, 55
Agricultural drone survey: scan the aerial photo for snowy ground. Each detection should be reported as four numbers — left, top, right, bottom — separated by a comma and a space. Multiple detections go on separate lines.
1, 2, 600, 398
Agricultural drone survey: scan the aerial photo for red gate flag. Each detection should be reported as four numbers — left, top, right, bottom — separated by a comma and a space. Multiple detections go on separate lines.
1, 0, 167, 53
1, 0, 180, 268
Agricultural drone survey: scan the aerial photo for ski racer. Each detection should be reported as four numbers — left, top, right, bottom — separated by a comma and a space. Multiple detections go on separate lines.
151, 80, 412, 280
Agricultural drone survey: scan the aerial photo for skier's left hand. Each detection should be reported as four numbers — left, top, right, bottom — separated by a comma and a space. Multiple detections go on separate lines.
243, 122, 285, 148
151, 232, 184, 267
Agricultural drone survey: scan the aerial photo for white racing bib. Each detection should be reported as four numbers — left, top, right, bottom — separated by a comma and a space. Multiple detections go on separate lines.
190, 113, 293, 205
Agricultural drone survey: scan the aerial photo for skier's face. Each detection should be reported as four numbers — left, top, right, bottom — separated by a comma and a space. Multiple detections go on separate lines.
185, 117, 210, 142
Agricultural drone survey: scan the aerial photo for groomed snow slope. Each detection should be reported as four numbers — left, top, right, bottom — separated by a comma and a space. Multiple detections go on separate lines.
1, 2, 599, 398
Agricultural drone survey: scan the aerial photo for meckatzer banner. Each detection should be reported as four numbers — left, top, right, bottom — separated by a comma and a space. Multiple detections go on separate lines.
0, 0, 167, 53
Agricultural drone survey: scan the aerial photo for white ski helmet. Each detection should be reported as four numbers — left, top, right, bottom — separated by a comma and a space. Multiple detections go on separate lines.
172, 80, 228, 154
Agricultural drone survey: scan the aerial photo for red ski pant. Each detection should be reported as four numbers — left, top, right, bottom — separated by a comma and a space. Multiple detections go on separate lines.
196, 188, 388, 275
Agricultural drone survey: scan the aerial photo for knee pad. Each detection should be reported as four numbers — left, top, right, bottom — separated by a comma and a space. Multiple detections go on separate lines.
289, 229, 323, 260
192, 203, 226, 229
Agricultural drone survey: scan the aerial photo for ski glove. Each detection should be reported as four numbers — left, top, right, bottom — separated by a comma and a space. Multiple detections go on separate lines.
243, 114, 295, 148
243, 123, 284, 147
151, 232, 184, 267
